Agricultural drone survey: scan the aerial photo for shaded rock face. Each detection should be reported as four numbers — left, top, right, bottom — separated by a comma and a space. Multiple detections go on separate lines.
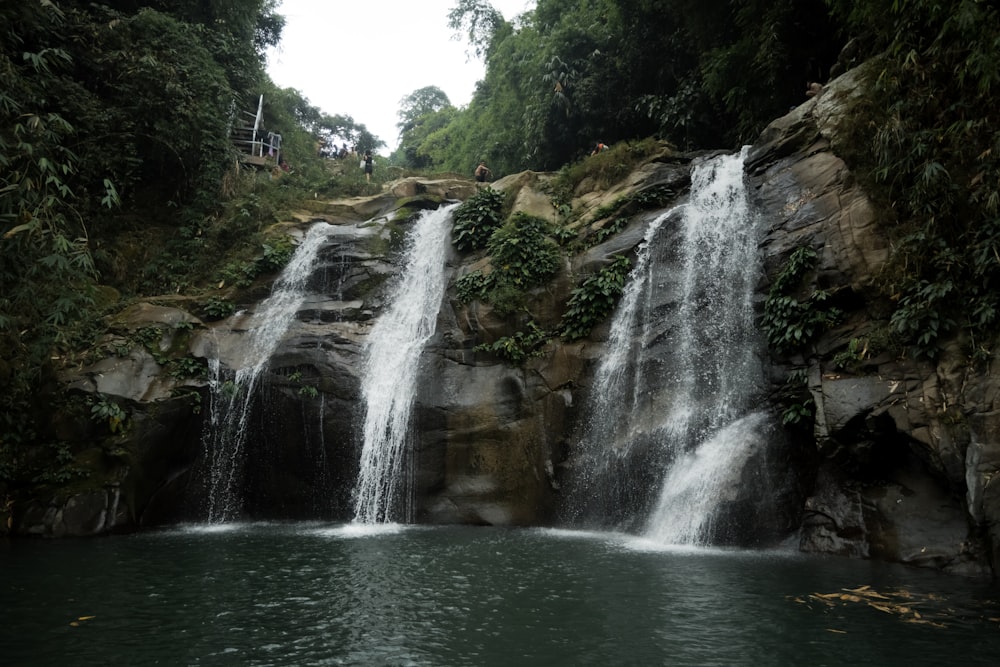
748, 63, 998, 576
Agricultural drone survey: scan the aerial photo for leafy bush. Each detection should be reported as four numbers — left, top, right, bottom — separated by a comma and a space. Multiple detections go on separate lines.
762, 246, 841, 354
487, 213, 561, 290
476, 320, 549, 365
778, 368, 814, 427
828, 1, 1000, 359
199, 296, 236, 320
455, 271, 488, 303
451, 213, 562, 316
168, 355, 207, 380
90, 395, 127, 435
451, 187, 506, 252
217, 233, 296, 287
587, 216, 630, 248
559, 255, 632, 341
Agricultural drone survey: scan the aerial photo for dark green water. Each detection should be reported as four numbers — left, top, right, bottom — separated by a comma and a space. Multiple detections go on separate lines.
2, 523, 998, 666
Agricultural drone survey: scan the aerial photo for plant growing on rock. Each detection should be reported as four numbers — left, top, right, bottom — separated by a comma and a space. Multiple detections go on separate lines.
778, 368, 814, 427
762, 246, 842, 354
451, 213, 562, 316
475, 320, 549, 365
90, 395, 128, 435
827, 1, 1000, 360
559, 255, 632, 341
198, 296, 235, 321
486, 213, 561, 289
451, 187, 506, 252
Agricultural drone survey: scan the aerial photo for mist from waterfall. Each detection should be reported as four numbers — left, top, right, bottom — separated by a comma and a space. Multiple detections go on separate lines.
352, 204, 457, 524
567, 148, 768, 544
564, 206, 681, 524
201, 222, 332, 523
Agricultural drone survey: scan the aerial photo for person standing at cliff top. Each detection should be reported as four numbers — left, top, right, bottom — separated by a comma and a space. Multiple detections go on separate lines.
363, 150, 373, 182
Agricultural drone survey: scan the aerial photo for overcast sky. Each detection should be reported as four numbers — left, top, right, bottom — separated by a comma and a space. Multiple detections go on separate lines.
266, 0, 536, 152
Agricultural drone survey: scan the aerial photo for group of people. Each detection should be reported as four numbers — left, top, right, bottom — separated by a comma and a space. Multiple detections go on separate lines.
316, 139, 376, 182
314, 142, 618, 187
315, 140, 616, 187
318, 141, 359, 161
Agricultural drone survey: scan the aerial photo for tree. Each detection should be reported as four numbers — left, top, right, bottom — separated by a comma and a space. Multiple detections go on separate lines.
448, 0, 508, 60
397, 86, 453, 135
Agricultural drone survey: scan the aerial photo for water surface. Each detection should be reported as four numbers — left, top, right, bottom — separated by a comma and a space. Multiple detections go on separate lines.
3, 524, 998, 666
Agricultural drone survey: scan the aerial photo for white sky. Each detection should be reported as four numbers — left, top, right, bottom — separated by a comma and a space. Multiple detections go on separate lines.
266, 0, 535, 152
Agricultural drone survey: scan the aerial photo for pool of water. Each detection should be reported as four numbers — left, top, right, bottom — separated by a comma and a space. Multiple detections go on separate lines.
2, 523, 998, 665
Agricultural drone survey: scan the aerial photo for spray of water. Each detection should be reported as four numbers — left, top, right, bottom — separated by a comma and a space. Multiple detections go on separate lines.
352, 205, 457, 524
568, 148, 767, 543
643, 146, 768, 544
201, 223, 332, 523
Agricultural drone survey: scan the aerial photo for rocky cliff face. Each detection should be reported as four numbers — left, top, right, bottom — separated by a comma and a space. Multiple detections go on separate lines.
17, 66, 1000, 577
748, 64, 999, 576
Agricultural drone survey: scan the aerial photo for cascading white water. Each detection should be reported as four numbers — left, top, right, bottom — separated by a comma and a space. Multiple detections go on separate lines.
352, 204, 457, 524
565, 207, 681, 523
660, 147, 760, 443
592, 209, 677, 426
643, 146, 766, 545
644, 411, 768, 544
202, 222, 332, 522
568, 148, 768, 543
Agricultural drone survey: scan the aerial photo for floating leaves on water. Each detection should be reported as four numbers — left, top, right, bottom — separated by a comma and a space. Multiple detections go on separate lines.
788, 585, 999, 630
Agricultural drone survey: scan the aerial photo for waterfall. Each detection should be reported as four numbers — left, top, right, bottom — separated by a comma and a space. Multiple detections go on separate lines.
644, 411, 769, 544
201, 223, 332, 523
568, 148, 769, 544
565, 207, 681, 525
352, 204, 457, 524
659, 148, 760, 444
644, 146, 767, 545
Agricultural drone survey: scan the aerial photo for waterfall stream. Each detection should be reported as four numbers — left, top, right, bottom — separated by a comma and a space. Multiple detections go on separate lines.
643, 147, 766, 545
201, 222, 332, 523
569, 148, 768, 544
565, 207, 680, 524
352, 204, 457, 524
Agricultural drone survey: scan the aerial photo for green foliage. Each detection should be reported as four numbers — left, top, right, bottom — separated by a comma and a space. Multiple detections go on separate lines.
778, 367, 814, 427
423, 1, 844, 171
32, 443, 91, 486
451, 212, 562, 315
455, 271, 489, 303
826, 1, 1000, 359
90, 395, 127, 435
589, 216, 630, 247
559, 255, 632, 341
451, 187, 507, 252
762, 246, 842, 354
487, 213, 562, 289
628, 184, 679, 211
217, 233, 296, 287
550, 225, 577, 246
547, 140, 665, 213
168, 355, 207, 380
280, 368, 319, 397
476, 320, 549, 365
0, 0, 288, 474
199, 297, 236, 320
832, 337, 870, 372
259, 237, 295, 272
